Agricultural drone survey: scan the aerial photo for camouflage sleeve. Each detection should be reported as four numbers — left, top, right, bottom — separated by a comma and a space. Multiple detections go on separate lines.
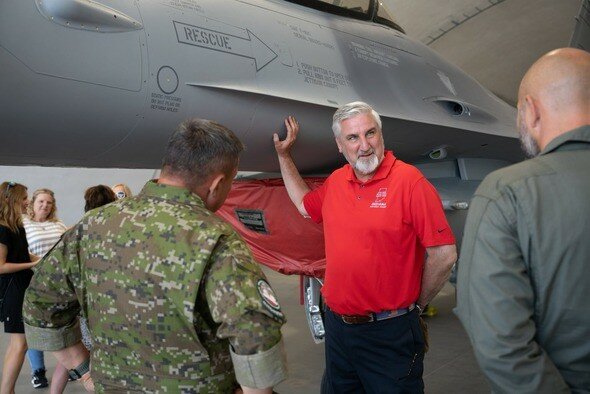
204, 230, 287, 389
23, 225, 83, 351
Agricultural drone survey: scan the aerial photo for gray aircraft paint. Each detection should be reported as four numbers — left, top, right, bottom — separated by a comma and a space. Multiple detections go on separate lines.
0, 0, 523, 173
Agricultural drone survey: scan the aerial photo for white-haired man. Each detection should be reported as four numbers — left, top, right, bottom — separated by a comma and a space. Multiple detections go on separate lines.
274, 103, 457, 392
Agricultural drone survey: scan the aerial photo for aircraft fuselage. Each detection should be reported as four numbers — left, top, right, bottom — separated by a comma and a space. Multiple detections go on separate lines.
0, 0, 523, 171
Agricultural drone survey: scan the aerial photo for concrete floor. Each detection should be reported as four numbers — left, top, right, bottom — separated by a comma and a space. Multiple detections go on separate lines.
0, 268, 489, 393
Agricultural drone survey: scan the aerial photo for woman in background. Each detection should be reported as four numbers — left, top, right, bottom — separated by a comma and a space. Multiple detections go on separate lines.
22, 189, 68, 391
0, 182, 39, 394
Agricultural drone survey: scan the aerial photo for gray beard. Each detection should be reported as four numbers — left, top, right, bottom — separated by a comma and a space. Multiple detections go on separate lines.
354, 154, 380, 175
518, 118, 540, 158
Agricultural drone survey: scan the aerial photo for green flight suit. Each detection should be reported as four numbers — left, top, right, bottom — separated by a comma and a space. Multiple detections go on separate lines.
456, 125, 590, 393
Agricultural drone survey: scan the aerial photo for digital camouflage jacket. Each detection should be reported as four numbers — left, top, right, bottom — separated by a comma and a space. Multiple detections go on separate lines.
24, 181, 287, 393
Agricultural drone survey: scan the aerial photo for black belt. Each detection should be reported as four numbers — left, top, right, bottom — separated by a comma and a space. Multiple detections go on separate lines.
334, 304, 416, 324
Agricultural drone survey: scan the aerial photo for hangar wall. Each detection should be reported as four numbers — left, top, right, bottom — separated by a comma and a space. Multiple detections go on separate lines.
0, 166, 157, 225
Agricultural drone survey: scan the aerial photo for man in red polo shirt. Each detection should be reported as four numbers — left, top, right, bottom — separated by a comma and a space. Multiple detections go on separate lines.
273, 102, 457, 393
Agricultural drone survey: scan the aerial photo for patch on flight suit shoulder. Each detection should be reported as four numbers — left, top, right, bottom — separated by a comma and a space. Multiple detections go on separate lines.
257, 279, 283, 319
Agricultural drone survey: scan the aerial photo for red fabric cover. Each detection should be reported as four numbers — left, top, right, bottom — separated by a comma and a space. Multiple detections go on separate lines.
216, 178, 326, 277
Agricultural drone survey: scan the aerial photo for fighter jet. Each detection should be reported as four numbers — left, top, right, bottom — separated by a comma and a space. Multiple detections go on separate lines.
0, 0, 526, 343
0, 0, 522, 173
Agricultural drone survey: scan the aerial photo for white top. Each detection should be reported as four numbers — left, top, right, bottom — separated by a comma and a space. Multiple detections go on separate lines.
22, 216, 67, 257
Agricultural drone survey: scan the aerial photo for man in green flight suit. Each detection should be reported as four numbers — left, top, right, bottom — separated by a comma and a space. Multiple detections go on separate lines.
456, 48, 590, 392
23, 119, 287, 393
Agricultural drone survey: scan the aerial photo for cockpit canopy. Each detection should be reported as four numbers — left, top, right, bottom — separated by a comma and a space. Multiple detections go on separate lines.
285, 0, 405, 33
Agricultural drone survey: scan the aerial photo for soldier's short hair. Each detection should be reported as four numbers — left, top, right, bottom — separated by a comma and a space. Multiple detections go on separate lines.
162, 119, 245, 187
332, 101, 382, 137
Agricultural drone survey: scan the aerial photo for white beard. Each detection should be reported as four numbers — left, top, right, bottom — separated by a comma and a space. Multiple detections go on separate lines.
354, 154, 380, 175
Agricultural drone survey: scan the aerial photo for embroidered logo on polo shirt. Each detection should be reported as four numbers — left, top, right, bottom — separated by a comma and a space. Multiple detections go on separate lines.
370, 188, 388, 208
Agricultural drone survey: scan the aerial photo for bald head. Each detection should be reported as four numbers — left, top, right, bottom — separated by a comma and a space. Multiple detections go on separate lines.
520, 48, 590, 110
517, 48, 590, 154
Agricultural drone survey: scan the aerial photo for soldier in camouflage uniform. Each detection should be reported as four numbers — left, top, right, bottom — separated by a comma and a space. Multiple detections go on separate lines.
23, 119, 288, 393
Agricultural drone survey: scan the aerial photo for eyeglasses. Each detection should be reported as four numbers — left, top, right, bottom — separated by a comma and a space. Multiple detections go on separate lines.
4, 182, 16, 198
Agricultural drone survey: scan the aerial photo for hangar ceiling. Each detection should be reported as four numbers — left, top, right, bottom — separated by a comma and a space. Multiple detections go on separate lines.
384, 0, 583, 106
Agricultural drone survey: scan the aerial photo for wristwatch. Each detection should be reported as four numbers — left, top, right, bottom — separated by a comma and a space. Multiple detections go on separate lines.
68, 358, 90, 381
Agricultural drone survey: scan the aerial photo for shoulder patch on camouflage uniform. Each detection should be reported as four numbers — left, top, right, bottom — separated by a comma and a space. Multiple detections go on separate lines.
257, 279, 283, 319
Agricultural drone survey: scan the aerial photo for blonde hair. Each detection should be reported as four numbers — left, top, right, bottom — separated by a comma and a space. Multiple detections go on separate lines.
112, 183, 132, 199
27, 188, 59, 222
1, 182, 28, 233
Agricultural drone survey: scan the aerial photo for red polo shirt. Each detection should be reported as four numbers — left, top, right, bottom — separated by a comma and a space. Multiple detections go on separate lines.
303, 151, 455, 315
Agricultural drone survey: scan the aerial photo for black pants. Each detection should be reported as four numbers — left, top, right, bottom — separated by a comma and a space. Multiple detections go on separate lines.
322, 308, 425, 394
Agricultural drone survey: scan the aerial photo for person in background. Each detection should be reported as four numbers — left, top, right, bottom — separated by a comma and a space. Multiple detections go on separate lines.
84, 185, 116, 212
24, 119, 287, 392
111, 184, 132, 200
456, 48, 590, 392
0, 182, 39, 394
22, 189, 68, 390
